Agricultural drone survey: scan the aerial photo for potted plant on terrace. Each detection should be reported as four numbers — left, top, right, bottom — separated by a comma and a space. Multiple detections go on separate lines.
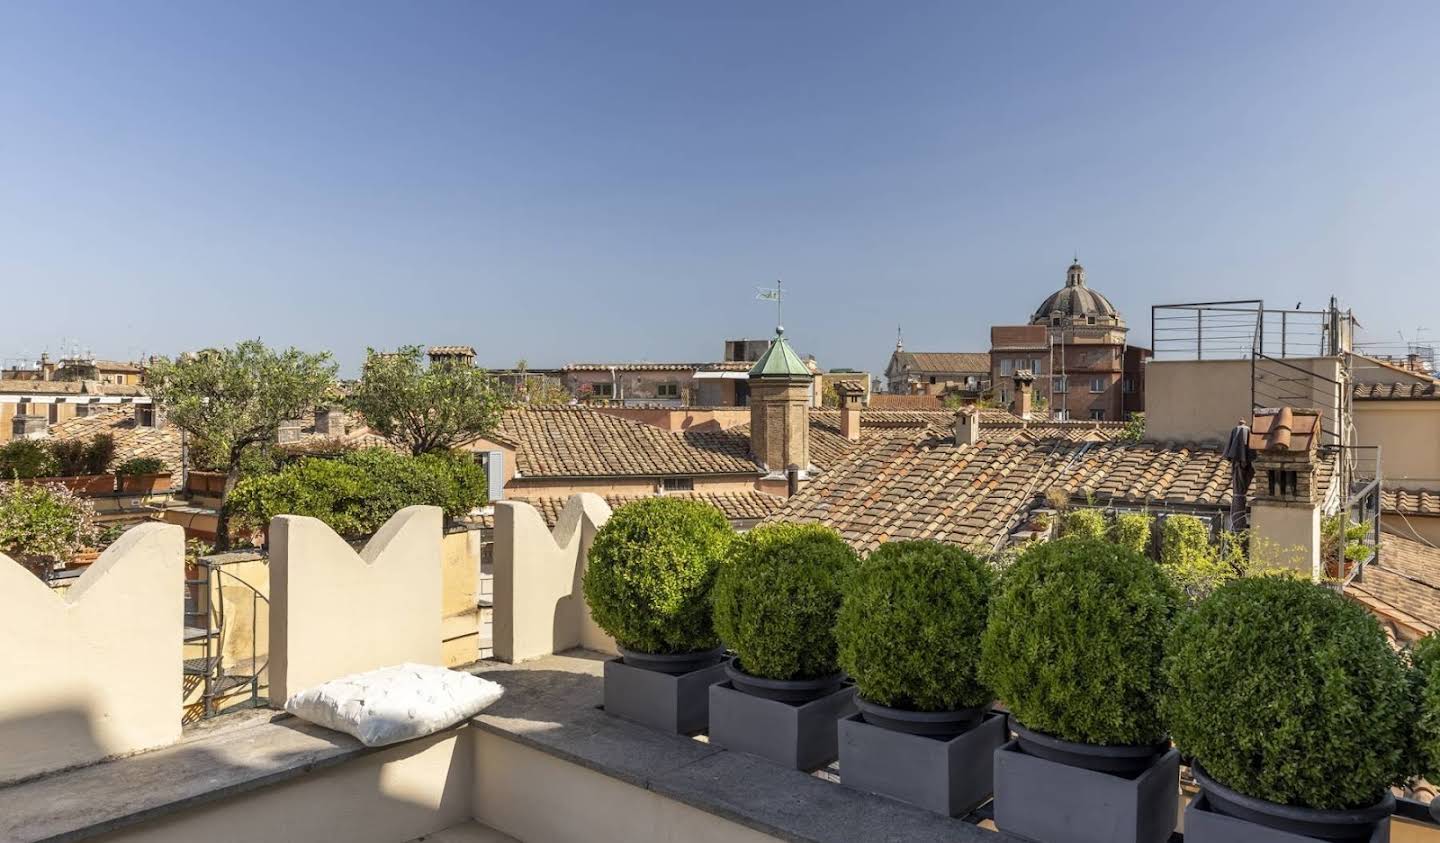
835, 541, 1004, 816
115, 457, 171, 494
583, 497, 732, 734
980, 537, 1181, 843
708, 522, 858, 770
1163, 576, 1414, 842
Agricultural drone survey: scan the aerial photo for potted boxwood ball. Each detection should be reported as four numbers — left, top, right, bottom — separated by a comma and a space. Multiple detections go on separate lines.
1415, 634, 1440, 823
708, 523, 858, 770
583, 497, 732, 733
834, 541, 1004, 816
980, 537, 1181, 843
1163, 576, 1415, 841
712, 522, 857, 701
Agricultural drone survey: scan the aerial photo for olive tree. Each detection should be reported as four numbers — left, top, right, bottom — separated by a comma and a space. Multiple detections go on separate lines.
146, 340, 336, 549
347, 346, 506, 456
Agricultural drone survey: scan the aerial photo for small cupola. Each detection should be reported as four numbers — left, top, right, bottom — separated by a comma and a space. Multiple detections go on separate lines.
747, 326, 813, 482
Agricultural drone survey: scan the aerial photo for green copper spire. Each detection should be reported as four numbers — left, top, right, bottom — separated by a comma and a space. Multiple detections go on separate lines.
748, 326, 812, 378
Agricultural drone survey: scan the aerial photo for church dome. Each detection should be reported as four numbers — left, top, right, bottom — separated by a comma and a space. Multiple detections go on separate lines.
1030, 261, 1122, 324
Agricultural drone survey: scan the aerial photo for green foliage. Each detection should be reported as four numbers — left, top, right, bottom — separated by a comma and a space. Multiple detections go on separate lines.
0, 481, 98, 579
713, 523, 857, 680
1159, 515, 1235, 601
1163, 576, 1415, 809
347, 346, 506, 456
1061, 508, 1107, 541
581, 498, 733, 654
1110, 513, 1152, 556
49, 434, 115, 476
227, 448, 487, 538
1413, 635, 1440, 782
941, 393, 967, 411
147, 340, 336, 549
1120, 412, 1146, 443
980, 537, 1179, 745
0, 439, 59, 480
836, 541, 994, 711
1322, 514, 1372, 566
114, 456, 166, 476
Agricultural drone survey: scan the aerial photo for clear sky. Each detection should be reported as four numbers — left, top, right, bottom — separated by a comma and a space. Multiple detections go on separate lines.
2, 1, 1437, 375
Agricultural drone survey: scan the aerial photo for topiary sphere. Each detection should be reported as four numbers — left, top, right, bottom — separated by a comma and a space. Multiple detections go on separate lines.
836, 541, 995, 711
1163, 576, 1415, 809
582, 497, 732, 654
979, 537, 1179, 745
1415, 635, 1440, 783
712, 522, 857, 681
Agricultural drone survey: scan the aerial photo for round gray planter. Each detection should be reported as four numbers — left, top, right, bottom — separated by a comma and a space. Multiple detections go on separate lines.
1009, 717, 1169, 775
1192, 763, 1394, 841
617, 645, 724, 676
855, 696, 986, 738
724, 658, 843, 703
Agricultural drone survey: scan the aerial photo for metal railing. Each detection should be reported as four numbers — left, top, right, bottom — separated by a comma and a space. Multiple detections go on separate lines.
184, 556, 268, 721
1151, 300, 1355, 362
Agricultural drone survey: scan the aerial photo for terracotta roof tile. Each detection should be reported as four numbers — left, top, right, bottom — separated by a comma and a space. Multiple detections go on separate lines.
1346, 535, 1440, 634
427, 345, 476, 357
514, 490, 785, 527
47, 406, 182, 472
1382, 488, 1440, 517
560, 361, 753, 372
868, 394, 944, 411
0, 380, 145, 396
1354, 382, 1440, 400
893, 352, 991, 374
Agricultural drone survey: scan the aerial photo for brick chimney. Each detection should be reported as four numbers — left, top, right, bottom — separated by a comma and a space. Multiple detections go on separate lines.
835, 381, 865, 442
1010, 369, 1035, 419
39, 353, 55, 382
747, 327, 813, 485
315, 406, 343, 437
11, 414, 47, 440
954, 408, 980, 446
1248, 407, 1323, 578
277, 417, 304, 444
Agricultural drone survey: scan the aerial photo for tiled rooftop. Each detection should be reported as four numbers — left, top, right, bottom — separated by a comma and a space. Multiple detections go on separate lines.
1383, 488, 1440, 517
1354, 381, 1440, 400
47, 406, 182, 472
1347, 534, 1440, 635
0, 379, 145, 396
560, 361, 754, 372
505, 489, 784, 527
892, 351, 992, 373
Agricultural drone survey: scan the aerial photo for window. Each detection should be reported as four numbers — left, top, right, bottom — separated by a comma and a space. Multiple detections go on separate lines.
1268, 469, 1298, 498
74, 403, 90, 418
999, 388, 1011, 405
591, 383, 614, 398
1000, 359, 1014, 377
1090, 377, 1106, 393
656, 383, 679, 399
1122, 377, 1135, 394
1089, 409, 1106, 421
928, 376, 936, 385
137, 405, 158, 427
49, 403, 59, 423
1054, 376, 1068, 392
662, 478, 694, 492
1086, 316, 1096, 325
1051, 316, 1062, 326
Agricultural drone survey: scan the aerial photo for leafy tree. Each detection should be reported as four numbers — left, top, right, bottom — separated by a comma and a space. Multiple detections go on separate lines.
49, 434, 115, 476
0, 480, 98, 581
1120, 411, 1146, 443
0, 440, 59, 480
347, 346, 506, 456
146, 340, 336, 549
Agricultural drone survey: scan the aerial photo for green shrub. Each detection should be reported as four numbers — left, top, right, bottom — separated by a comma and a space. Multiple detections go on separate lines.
115, 456, 166, 476
1061, 509, 1107, 541
227, 447, 487, 537
1160, 515, 1234, 601
836, 541, 994, 711
1111, 513, 1152, 556
1322, 514, 1372, 566
582, 498, 732, 654
1163, 576, 1414, 809
713, 523, 857, 680
0, 480, 98, 579
980, 537, 1179, 745
49, 434, 115, 476
1414, 635, 1440, 782
0, 440, 58, 480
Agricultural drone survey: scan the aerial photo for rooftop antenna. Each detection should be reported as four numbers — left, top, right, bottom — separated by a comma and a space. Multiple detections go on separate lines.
755, 279, 784, 333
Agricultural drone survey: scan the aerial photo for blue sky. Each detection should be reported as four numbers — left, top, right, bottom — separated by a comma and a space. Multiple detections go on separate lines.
2, 1, 1437, 375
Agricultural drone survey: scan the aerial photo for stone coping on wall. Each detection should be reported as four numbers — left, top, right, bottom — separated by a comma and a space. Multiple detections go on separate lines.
468, 651, 1007, 843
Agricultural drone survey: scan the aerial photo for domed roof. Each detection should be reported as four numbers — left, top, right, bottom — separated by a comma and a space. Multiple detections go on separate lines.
1030, 261, 1121, 324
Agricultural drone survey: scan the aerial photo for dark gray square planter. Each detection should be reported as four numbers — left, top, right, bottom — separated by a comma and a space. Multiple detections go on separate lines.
603, 657, 728, 735
1184, 794, 1390, 843
993, 739, 1180, 843
838, 710, 1006, 816
708, 680, 857, 771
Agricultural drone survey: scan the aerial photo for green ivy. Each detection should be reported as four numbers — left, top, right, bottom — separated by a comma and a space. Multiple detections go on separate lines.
1111, 512, 1152, 556
836, 541, 994, 711
1061, 509, 1107, 541
979, 537, 1179, 745
713, 523, 857, 680
582, 497, 732, 654
1163, 576, 1415, 809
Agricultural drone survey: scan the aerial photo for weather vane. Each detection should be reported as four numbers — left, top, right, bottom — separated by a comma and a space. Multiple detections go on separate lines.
755, 279, 783, 331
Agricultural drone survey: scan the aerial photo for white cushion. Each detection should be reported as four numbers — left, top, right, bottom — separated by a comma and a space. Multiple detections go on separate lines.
284, 663, 504, 747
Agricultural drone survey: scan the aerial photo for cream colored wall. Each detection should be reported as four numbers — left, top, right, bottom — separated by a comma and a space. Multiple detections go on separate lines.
92, 731, 474, 843
1354, 402, 1440, 489
492, 495, 616, 663
471, 730, 780, 843
441, 530, 481, 667
1251, 503, 1321, 578
1145, 357, 1342, 444
0, 523, 182, 783
1383, 514, 1440, 548
269, 506, 443, 702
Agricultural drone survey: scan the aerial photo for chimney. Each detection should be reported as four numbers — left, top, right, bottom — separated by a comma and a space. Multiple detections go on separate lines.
954, 408, 980, 446
39, 353, 54, 382
747, 327, 813, 488
1011, 369, 1035, 419
1248, 407, 1324, 579
136, 403, 164, 428
315, 406, 342, 437
11, 414, 47, 440
277, 417, 303, 444
836, 381, 865, 442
